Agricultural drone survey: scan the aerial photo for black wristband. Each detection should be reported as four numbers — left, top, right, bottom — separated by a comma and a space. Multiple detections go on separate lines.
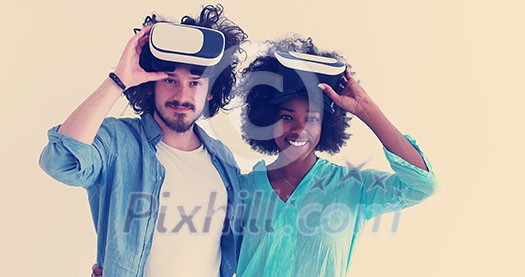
109, 72, 127, 90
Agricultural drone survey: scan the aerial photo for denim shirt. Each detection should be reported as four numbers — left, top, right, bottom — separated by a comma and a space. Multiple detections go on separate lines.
39, 114, 242, 277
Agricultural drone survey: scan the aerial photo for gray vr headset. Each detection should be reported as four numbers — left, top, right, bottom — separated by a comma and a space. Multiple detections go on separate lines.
270, 51, 346, 113
139, 22, 225, 76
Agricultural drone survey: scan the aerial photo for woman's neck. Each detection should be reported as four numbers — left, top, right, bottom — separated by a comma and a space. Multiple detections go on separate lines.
269, 152, 318, 180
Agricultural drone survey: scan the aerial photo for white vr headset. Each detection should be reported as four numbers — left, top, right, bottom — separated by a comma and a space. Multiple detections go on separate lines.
270, 51, 346, 113
139, 22, 225, 76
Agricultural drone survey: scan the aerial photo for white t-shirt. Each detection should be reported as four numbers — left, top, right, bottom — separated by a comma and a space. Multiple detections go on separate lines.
144, 141, 227, 277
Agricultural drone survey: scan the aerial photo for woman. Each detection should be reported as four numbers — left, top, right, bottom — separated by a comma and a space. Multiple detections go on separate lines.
236, 37, 437, 277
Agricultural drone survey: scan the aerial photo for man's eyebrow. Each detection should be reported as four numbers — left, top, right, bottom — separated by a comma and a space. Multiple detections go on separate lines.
165, 73, 202, 80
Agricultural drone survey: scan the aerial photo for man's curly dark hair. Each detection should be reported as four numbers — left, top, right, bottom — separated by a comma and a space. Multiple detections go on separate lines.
124, 4, 248, 118
239, 36, 352, 155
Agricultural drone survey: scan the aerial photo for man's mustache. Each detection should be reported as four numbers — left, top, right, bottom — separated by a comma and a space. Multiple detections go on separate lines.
165, 101, 195, 111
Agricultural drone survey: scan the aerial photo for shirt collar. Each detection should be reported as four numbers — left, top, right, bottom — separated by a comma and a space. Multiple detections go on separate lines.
193, 124, 219, 155
141, 113, 163, 145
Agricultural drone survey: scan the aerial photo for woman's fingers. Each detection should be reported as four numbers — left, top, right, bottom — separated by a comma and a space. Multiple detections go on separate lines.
319, 83, 341, 104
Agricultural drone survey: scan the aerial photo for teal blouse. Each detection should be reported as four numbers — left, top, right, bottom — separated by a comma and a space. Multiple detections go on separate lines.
236, 135, 437, 277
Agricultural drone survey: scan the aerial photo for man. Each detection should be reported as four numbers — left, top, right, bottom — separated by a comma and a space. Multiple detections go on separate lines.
39, 5, 247, 277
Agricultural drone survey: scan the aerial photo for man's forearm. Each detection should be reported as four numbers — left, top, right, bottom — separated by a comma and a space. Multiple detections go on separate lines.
57, 78, 124, 144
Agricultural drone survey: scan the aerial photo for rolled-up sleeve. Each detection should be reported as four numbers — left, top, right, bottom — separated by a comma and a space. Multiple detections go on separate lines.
361, 135, 437, 220
39, 125, 110, 189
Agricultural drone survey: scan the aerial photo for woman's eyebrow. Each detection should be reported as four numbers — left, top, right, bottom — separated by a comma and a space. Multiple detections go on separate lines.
280, 107, 295, 112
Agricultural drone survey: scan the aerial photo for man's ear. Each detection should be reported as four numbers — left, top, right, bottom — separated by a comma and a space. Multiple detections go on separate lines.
207, 93, 213, 101
148, 84, 155, 97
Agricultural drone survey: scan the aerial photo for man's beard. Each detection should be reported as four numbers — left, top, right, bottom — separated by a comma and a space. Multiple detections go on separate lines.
155, 101, 200, 133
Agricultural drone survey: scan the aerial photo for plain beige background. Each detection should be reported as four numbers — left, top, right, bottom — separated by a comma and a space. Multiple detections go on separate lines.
1, 0, 523, 276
